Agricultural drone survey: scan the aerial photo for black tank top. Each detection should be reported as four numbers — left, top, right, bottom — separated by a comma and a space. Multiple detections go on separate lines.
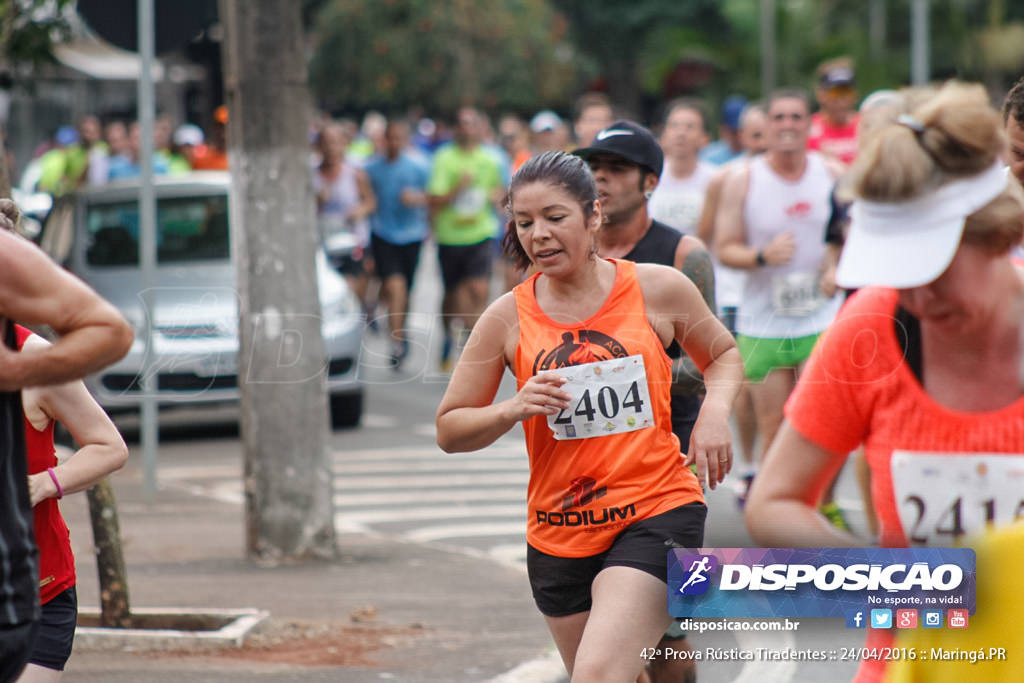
623, 220, 683, 266
0, 320, 37, 626
624, 221, 684, 359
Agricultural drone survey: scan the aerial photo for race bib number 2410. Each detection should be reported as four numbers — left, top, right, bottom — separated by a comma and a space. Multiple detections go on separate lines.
546, 355, 655, 440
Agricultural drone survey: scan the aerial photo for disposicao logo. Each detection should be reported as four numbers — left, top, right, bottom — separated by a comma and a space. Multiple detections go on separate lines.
667, 548, 976, 619
716, 561, 963, 591
677, 554, 719, 596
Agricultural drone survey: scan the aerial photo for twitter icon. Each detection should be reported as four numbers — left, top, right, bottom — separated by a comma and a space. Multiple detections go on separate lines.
870, 609, 893, 629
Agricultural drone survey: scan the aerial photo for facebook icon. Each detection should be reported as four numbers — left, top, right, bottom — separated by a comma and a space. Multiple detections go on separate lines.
845, 610, 866, 629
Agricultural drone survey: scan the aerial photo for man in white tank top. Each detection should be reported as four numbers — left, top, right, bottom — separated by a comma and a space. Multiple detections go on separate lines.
647, 99, 715, 235
714, 89, 844, 479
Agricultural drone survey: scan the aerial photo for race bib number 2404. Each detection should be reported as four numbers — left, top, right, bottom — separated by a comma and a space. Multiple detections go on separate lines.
546, 355, 655, 440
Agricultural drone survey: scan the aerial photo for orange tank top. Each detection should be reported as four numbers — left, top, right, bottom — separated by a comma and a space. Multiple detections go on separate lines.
512, 259, 704, 557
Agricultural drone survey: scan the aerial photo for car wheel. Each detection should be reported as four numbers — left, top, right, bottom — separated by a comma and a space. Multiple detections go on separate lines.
329, 392, 363, 429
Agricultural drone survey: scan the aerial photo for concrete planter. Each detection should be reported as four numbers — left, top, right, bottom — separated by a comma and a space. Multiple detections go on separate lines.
74, 606, 269, 650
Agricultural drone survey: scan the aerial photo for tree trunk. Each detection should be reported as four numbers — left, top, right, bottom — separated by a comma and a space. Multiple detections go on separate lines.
85, 479, 132, 627
219, 0, 337, 562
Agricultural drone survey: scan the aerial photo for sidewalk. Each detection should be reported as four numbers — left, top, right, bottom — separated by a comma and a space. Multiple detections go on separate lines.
59, 455, 565, 683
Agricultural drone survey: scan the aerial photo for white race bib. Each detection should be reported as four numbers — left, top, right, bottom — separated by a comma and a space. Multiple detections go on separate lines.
546, 355, 655, 440
891, 452, 1024, 546
453, 187, 486, 217
771, 271, 826, 316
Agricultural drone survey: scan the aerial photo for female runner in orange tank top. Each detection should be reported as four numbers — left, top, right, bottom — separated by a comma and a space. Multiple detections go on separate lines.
437, 151, 743, 683
746, 82, 1024, 683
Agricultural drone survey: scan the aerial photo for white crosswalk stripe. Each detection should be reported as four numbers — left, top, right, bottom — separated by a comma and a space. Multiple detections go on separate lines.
331, 443, 530, 566
336, 487, 526, 506
165, 442, 533, 568
403, 521, 526, 543
335, 504, 525, 529
335, 471, 527, 488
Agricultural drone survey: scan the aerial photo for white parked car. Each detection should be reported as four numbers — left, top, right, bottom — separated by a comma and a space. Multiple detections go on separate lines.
64, 172, 365, 428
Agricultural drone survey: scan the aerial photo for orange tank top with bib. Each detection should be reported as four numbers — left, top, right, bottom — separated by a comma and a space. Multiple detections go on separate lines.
512, 259, 704, 558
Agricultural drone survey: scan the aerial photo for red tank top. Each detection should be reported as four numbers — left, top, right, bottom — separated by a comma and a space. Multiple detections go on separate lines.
17, 325, 76, 603
512, 260, 704, 557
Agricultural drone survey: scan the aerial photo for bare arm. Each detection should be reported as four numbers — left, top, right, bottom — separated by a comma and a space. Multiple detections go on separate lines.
23, 334, 128, 505
399, 186, 428, 208
350, 168, 378, 220
0, 230, 133, 390
427, 172, 473, 211
436, 293, 571, 453
715, 165, 795, 269
714, 165, 759, 268
695, 168, 727, 246
640, 264, 743, 489
671, 236, 716, 395
745, 419, 861, 547
820, 242, 842, 298
314, 170, 330, 210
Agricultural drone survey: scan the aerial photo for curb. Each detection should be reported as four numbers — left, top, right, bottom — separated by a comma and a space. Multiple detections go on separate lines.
74, 606, 269, 650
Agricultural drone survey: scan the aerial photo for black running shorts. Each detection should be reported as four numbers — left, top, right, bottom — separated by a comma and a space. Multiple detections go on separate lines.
27, 587, 76, 671
437, 238, 493, 291
526, 502, 707, 617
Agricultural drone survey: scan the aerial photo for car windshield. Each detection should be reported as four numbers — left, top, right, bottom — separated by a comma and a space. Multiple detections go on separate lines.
85, 194, 230, 266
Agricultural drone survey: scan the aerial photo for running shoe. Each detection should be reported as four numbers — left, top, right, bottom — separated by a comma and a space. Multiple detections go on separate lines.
820, 501, 851, 531
390, 339, 409, 371
365, 302, 380, 334
734, 473, 755, 509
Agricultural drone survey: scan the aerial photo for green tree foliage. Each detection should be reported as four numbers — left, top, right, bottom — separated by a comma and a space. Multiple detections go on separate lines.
645, 0, 1024, 117
307, 0, 1024, 128
308, 0, 577, 117
0, 0, 71, 196
0, 0, 71, 73
551, 0, 729, 114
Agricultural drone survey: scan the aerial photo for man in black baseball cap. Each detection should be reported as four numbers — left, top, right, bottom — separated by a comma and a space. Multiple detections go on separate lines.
572, 119, 664, 180
575, 119, 716, 683
572, 116, 715, 462
571, 120, 665, 241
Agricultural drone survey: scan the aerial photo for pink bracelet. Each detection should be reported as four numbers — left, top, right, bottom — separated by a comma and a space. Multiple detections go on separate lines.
46, 467, 63, 499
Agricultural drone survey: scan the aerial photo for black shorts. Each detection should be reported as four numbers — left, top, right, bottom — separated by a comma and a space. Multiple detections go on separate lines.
526, 502, 707, 617
28, 586, 76, 671
371, 236, 423, 290
437, 238, 493, 291
328, 246, 366, 277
